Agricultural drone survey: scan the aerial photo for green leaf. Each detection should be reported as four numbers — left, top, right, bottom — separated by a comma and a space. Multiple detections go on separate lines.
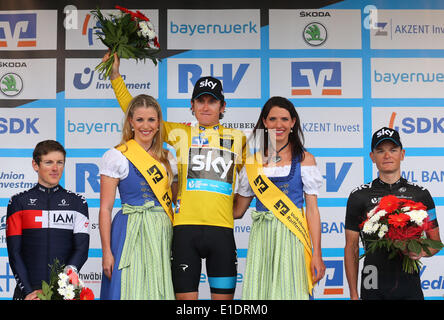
393, 240, 406, 251
36, 281, 52, 300
422, 245, 432, 256
427, 239, 444, 250
408, 240, 422, 255
36, 292, 48, 300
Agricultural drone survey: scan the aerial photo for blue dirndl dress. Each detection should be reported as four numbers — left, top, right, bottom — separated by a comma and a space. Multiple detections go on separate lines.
100, 161, 174, 300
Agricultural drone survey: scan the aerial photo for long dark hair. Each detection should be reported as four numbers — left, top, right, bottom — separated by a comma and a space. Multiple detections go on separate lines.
250, 96, 305, 161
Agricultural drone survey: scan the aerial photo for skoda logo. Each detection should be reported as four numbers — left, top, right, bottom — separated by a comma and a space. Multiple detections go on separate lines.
303, 22, 327, 47
0, 72, 23, 97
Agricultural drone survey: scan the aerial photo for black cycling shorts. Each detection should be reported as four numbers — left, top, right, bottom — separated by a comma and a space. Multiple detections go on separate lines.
171, 225, 238, 294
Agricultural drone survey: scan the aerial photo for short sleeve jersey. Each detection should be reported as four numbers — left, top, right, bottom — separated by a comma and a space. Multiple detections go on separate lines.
345, 177, 439, 297
111, 76, 248, 229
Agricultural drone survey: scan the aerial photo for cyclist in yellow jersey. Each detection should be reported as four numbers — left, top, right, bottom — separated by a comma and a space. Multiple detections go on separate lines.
103, 53, 247, 300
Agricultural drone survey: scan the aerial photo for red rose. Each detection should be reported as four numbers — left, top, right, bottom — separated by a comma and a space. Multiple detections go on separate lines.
80, 287, 95, 300
378, 195, 401, 213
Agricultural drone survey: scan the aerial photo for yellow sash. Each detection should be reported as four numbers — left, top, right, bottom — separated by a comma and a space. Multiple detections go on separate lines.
245, 152, 313, 294
116, 139, 173, 223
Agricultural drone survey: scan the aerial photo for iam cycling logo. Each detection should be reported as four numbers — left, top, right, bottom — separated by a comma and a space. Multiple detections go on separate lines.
291, 61, 342, 97
0, 13, 37, 48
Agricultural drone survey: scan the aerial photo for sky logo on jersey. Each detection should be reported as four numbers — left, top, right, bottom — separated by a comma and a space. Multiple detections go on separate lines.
0, 13, 37, 48
291, 61, 342, 96
187, 147, 235, 195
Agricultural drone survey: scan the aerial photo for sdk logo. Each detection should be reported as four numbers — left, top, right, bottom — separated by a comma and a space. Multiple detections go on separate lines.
388, 112, 444, 134
0, 13, 37, 48
291, 61, 342, 96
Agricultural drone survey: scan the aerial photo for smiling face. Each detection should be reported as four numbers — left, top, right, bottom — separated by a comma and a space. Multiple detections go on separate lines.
262, 106, 296, 144
191, 94, 225, 127
370, 140, 405, 174
129, 106, 160, 149
32, 151, 65, 188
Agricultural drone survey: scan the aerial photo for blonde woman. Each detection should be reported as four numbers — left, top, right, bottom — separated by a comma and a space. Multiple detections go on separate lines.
99, 94, 177, 299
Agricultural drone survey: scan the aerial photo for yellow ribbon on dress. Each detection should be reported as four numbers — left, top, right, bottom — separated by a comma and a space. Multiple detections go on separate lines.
245, 152, 314, 294
116, 139, 173, 223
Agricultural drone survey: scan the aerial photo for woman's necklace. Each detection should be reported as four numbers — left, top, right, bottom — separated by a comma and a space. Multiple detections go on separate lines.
269, 140, 289, 163
145, 141, 153, 153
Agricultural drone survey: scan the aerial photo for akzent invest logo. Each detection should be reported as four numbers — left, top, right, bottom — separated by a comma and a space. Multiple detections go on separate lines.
373, 22, 388, 36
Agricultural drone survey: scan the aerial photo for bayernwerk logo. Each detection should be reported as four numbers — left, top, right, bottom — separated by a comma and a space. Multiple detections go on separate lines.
303, 22, 327, 46
0, 72, 23, 97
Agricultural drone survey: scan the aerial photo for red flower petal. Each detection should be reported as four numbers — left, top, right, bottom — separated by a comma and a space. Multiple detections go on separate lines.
388, 212, 410, 228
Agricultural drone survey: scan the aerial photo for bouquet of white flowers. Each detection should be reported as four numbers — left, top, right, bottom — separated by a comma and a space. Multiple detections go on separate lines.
37, 259, 94, 300
360, 195, 443, 273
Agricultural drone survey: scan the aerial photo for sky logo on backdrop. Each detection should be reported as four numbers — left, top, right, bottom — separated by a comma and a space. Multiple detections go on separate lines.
291, 61, 342, 96
0, 13, 37, 48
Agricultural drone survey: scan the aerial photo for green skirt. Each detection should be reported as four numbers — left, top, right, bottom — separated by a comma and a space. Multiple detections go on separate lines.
119, 201, 175, 300
242, 210, 309, 300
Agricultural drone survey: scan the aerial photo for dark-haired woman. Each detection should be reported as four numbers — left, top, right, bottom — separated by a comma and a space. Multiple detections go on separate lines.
234, 96, 325, 299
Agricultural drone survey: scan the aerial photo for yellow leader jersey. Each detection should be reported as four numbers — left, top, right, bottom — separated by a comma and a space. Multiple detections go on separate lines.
111, 76, 247, 229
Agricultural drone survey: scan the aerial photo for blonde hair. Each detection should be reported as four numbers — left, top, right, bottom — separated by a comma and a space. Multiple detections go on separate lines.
116, 94, 173, 185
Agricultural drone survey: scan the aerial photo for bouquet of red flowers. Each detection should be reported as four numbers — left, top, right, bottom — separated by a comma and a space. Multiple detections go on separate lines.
37, 259, 95, 300
91, 5, 161, 79
359, 195, 443, 273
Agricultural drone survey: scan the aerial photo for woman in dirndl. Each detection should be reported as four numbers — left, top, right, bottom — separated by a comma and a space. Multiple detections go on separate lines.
234, 96, 326, 299
99, 94, 176, 300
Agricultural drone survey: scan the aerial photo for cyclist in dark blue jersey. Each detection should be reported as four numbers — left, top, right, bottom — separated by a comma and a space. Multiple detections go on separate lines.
6, 140, 90, 300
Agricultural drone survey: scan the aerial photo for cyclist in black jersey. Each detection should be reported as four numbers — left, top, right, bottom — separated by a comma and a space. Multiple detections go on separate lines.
344, 127, 441, 300
6, 140, 90, 300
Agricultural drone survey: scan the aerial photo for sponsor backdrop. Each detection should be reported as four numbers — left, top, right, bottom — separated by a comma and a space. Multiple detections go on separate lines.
1, 0, 444, 299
